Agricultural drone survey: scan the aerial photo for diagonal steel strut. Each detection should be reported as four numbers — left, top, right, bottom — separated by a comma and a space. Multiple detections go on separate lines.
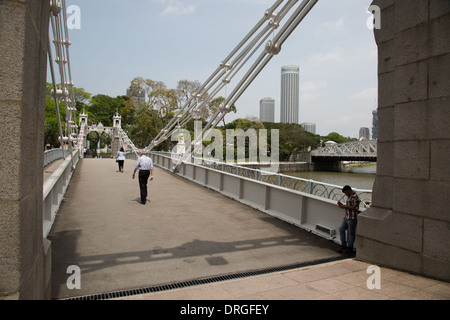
146, 0, 319, 165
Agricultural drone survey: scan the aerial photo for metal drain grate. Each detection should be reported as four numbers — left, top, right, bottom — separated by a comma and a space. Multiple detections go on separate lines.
63, 256, 346, 300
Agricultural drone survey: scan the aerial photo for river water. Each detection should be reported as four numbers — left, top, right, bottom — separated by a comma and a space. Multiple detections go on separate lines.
284, 164, 376, 191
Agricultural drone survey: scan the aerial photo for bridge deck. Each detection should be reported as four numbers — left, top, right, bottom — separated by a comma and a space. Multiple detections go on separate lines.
48, 158, 343, 299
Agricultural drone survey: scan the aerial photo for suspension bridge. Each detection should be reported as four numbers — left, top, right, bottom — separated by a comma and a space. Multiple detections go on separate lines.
42, 0, 373, 299
3, 0, 449, 301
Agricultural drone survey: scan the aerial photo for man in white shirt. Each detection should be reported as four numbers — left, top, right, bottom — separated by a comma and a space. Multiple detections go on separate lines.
132, 152, 154, 204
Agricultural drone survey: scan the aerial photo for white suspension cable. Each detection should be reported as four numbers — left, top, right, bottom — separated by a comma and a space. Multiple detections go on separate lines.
48, 0, 80, 167
147, 0, 319, 170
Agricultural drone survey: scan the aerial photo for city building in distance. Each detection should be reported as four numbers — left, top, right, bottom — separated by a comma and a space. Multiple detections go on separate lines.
372, 110, 378, 140
301, 122, 316, 134
280, 65, 300, 124
359, 127, 370, 140
259, 97, 275, 122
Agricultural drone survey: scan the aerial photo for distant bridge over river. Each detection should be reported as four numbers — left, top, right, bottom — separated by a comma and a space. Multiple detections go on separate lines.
296, 140, 377, 171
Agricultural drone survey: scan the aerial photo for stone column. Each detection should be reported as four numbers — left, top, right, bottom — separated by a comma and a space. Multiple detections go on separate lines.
0, 0, 51, 299
357, 0, 450, 282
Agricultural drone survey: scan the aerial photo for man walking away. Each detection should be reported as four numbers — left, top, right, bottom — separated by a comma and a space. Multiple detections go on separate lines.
337, 185, 361, 255
132, 152, 154, 205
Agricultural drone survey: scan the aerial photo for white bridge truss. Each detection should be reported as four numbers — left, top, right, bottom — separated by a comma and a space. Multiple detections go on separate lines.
117, 127, 139, 154
311, 140, 377, 159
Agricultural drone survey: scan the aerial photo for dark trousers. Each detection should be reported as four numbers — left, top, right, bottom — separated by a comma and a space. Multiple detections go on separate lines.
138, 170, 150, 203
117, 160, 124, 172
339, 219, 358, 248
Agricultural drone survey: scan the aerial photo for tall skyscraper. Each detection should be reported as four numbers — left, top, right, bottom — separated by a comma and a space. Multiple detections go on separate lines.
259, 97, 275, 122
359, 127, 370, 140
280, 65, 300, 124
372, 110, 378, 139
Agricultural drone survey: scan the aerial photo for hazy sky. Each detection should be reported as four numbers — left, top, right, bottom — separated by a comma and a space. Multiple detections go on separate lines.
59, 0, 378, 137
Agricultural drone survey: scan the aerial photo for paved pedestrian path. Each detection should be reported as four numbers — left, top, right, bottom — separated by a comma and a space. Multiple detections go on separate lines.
118, 258, 450, 300
49, 159, 343, 299
48, 158, 449, 301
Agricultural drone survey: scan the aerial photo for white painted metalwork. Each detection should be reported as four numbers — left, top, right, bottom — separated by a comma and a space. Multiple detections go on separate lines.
43, 150, 80, 238
311, 140, 377, 159
44, 148, 70, 167
117, 127, 140, 156
45, 0, 83, 238
48, 0, 79, 167
151, 152, 372, 207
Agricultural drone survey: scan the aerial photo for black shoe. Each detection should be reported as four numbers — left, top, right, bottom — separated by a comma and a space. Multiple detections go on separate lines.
337, 246, 347, 253
343, 247, 355, 255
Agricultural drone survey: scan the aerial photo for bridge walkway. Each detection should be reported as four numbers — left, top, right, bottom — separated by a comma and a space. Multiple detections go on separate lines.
48, 158, 344, 300
47, 159, 450, 301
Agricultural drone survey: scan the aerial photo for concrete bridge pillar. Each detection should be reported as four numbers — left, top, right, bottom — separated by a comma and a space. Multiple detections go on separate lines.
0, 0, 51, 299
357, 0, 450, 281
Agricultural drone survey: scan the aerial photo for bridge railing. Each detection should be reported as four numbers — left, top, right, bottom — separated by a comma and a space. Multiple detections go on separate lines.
149, 152, 372, 207
44, 148, 70, 167
206, 160, 372, 207
43, 150, 80, 238
149, 152, 372, 243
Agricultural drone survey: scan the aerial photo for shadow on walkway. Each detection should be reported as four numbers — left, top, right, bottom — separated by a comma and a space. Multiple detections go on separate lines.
49, 159, 342, 299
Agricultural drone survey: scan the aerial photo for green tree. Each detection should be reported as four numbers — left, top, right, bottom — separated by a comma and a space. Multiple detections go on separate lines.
128, 106, 165, 149
44, 83, 92, 148
259, 122, 320, 161
87, 94, 126, 127
128, 77, 178, 113
322, 132, 347, 144
44, 95, 63, 148
72, 87, 91, 112
208, 96, 237, 125
119, 98, 136, 128
176, 79, 202, 110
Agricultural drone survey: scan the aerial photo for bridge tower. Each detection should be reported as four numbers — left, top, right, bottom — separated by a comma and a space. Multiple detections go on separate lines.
0, 0, 51, 299
79, 112, 88, 150
111, 113, 122, 158
358, 0, 450, 282
79, 112, 88, 127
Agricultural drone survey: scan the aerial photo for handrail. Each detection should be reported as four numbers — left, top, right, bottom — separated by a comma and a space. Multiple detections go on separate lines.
150, 151, 373, 208
43, 150, 80, 238
44, 148, 70, 167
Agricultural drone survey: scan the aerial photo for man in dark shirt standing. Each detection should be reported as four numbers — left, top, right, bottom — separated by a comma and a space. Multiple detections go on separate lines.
132, 152, 154, 205
337, 185, 361, 254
